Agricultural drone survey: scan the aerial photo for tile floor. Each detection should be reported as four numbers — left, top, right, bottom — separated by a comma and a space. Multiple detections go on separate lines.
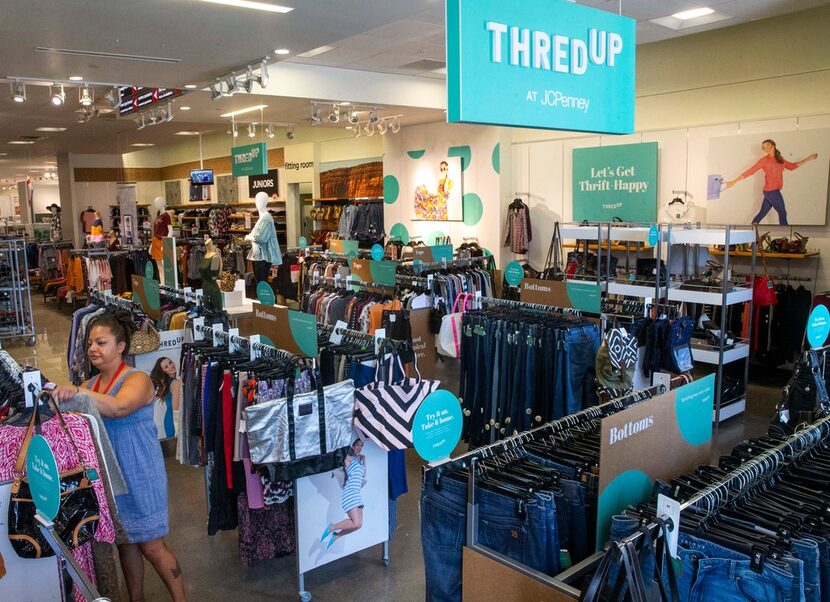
1, 296, 788, 601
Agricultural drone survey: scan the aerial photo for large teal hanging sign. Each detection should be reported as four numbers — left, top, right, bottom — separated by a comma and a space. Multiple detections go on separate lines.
573, 142, 658, 222
231, 142, 268, 177
446, 0, 635, 134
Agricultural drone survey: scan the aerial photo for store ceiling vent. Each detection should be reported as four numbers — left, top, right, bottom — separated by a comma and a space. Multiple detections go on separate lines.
399, 59, 445, 71
35, 47, 181, 64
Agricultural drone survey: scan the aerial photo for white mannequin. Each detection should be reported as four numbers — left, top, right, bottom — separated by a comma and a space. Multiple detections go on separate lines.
245, 191, 282, 284
151, 196, 174, 283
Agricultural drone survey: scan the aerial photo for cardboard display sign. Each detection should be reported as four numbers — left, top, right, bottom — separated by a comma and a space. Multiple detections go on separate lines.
252, 302, 318, 357
596, 375, 714, 550
520, 278, 602, 313
413, 244, 454, 263
329, 239, 359, 256
131, 274, 161, 320
349, 258, 397, 287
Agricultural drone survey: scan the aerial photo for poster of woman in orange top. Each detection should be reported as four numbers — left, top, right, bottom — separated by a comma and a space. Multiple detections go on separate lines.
708, 129, 828, 226
725, 139, 818, 225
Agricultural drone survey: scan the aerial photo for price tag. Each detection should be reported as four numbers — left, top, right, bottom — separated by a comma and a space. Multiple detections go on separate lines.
22, 369, 41, 409
374, 328, 386, 354
330, 320, 348, 344
228, 327, 240, 353
183, 286, 192, 295
249, 334, 261, 361
427, 274, 434, 289
657, 494, 681, 559
475, 290, 482, 309
212, 323, 224, 346
193, 316, 205, 341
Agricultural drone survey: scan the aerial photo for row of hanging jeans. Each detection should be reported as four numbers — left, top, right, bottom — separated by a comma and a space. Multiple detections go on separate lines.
603, 425, 830, 602
459, 308, 600, 446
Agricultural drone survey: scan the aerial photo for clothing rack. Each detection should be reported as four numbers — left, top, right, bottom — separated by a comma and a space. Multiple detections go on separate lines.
70, 248, 109, 257
89, 288, 135, 311
732, 271, 812, 282
192, 323, 296, 360
480, 295, 584, 317
158, 283, 204, 305
406, 255, 492, 272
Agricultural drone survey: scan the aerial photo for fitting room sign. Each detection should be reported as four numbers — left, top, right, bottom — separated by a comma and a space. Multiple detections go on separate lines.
251, 302, 318, 357
231, 142, 267, 177
248, 168, 280, 197
573, 142, 658, 222
596, 375, 714, 550
446, 0, 635, 133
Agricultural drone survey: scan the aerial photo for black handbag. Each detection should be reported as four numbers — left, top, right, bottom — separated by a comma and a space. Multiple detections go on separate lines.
8, 392, 101, 559
541, 222, 566, 281
774, 350, 830, 430
635, 258, 667, 286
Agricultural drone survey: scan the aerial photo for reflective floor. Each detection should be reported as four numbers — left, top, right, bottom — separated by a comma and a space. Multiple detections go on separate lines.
1, 295, 785, 601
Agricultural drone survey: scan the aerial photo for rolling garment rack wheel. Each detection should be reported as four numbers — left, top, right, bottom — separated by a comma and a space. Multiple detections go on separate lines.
299, 590, 312, 602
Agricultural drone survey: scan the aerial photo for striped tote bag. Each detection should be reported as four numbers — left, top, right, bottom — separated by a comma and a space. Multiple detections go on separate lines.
354, 351, 440, 451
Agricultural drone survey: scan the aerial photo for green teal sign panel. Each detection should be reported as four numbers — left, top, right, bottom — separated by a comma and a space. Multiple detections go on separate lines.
573, 142, 658, 222
231, 142, 268, 177
446, 0, 636, 133
256, 281, 275, 306
26, 435, 61, 520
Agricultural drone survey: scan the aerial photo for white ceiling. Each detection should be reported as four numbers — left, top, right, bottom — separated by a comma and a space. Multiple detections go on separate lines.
1, 0, 827, 181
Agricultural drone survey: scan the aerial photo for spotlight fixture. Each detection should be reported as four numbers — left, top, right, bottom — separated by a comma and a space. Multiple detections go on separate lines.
355, 126, 362, 138
104, 86, 119, 108
136, 115, 146, 130
327, 105, 340, 123
390, 118, 401, 134
378, 120, 388, 135
79, 86, 93, 107
50, 85, 65, 106
223, 74, 238, 96
365, 121, 375, 137
310, 104, 321, 124
10, 81, 26, 103
210, 82, 222, 101
368, 109, 379, 124
247, 123, 256, 137
347, 110, 359, 125
243, 65, 255, 93
259, 59, 269, 88
285, 124, 295, 140
265, 124, 275, 138
232, 123, 239, 138
165, 102, 174, 122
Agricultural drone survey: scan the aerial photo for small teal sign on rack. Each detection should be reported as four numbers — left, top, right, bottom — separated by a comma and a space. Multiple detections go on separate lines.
504, 261, 524, 287
413, 390, 464, 462
807, 305, 830, 349
371, 244, 384, 260
298, 236, 308, 249
26, 435, 61, 521
256, 281, 275, 306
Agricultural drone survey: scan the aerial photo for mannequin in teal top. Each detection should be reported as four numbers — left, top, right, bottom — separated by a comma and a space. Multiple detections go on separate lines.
200, 236, 223, 311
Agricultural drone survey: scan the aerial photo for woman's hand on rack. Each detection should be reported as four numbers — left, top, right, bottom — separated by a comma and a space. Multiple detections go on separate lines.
51, 383, 82, 403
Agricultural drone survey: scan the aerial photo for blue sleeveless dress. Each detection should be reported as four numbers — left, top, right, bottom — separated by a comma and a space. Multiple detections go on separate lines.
84, 368, 169, 543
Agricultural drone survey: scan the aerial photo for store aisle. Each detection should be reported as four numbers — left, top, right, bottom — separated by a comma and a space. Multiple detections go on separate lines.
0, 297, 786, 601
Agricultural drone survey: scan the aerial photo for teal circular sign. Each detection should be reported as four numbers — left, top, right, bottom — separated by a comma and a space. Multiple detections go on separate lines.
371, 244, 384, 260
648, 225, 659, 246
807, 305, 830, 349
389, 223, 410, 244
504, 261, 524, 287
412, 390, 463, 462
413, 258, 424, 275
298, 236, 308, 249
26, 435, 61, 521
256, 281, 275, 306
144, 260, 154, 279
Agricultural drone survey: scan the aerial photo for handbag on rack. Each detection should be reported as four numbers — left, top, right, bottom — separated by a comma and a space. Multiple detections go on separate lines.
244, 371, 356, 480
354, 349, 441, 450
438, 293, 475, 359
218, 271, 237, 293
541, 222, 566, 281
773, 350, 830, 431
8, 392, 101, 559
131, 317, 161, 354
753, 225, 778, 307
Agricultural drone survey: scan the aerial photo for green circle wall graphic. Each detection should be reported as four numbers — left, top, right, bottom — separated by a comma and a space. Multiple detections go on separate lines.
492, 143, 500, 174
407, 150, 426, 159
383, 175, 400, 204
389, 223, 410, 244
462, 193, 483, 226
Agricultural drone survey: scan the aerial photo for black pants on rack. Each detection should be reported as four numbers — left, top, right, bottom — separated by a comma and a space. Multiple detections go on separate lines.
254, 260, 271, 283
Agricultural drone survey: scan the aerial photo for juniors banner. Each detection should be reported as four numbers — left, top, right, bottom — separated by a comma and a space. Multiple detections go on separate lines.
132, 329, 186, 440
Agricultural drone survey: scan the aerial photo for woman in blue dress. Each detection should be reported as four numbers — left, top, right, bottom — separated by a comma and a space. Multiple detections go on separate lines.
54, 312, 187, 601
321, 438, 366, 548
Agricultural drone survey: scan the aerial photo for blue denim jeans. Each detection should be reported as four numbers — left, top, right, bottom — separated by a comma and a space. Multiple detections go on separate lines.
791, 537, 820, 602
421, 474, 557, 601
808, 536, 830, 602
561, 325, 600, 414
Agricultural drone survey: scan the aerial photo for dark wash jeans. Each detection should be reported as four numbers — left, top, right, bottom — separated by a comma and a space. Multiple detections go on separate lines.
607, 514, 804, 602
420, 473, 558, 602
560, 324, 600, 415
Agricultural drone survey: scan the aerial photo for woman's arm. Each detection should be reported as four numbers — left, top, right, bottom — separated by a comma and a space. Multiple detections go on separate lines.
725, 158, 764, 189
170, 378, 182, 411
344, 455, 352, 468
796, 153, 818, 167
53, 372, 154, 418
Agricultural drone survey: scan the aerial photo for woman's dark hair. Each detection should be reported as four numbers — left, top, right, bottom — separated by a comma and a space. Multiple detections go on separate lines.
88, 309, 135, 355
763, 139, 784, 164
439, 160, 448, 168
150, 357, 174, 400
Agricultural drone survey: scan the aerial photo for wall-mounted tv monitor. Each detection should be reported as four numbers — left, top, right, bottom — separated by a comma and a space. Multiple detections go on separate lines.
190, 169, 214, 185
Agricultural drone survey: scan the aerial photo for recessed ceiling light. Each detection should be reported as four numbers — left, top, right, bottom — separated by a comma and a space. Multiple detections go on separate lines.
197, 0, 293, 13
274, 48, 291, 55
8, 141, 35, 145
180, 106, 191, 111
345, 126, 353, 130
184, 84, 198, 89
0, 153, 7, 156
220, 104, 268, 117
69, 76, 83, 81
175, 131, 202, 136
131, 143, 155, 147
672, 7, 714, 20
35, 127, 67, 132
339, 101, 351, 106
298, 45, 336, 58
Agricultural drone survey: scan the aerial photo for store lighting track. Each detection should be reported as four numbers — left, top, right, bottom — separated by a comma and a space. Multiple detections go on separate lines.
220, 104, 268, 117
35, 47, 181, 64
197, 0, 293, 13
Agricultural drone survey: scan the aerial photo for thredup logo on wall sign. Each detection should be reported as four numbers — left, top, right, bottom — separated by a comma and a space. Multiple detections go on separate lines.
446, 0, 635, 134
231, 142, 268, 177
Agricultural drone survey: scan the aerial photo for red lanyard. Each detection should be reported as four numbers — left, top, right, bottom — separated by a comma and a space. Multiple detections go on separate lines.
93, 361, 127, 395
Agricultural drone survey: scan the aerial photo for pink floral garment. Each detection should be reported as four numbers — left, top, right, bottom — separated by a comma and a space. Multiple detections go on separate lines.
0, 412, 116, 601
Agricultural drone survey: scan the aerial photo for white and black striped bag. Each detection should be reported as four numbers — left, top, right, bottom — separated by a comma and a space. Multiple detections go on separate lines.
354, 351, 440, 451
